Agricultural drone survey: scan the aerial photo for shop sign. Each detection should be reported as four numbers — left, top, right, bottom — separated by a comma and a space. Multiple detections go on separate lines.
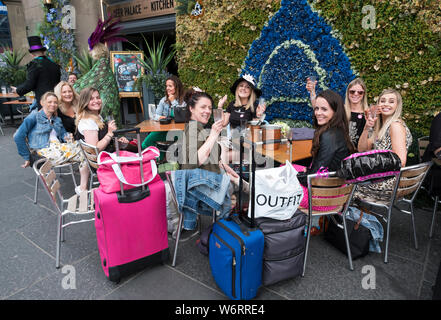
108, 0, 175, 22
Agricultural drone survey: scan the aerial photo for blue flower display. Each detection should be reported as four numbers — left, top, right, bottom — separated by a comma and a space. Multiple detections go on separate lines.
39, 0, 78, 79
241, 0, 356, 123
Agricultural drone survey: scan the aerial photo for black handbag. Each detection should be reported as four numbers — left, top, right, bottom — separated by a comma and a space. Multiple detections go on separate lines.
324, 212, 371, 260
174, 107, 188, 123
337, 150, 401, 183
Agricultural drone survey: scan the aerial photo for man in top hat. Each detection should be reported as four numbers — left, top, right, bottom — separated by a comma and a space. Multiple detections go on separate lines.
11, 36, 61, 111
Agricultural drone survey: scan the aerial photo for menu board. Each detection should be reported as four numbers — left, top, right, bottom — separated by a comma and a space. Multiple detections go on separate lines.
110, 51, 144, 95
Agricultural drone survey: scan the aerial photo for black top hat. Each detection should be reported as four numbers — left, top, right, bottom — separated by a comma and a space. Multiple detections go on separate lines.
27, 36, 47, 53
230, 73, 262, 98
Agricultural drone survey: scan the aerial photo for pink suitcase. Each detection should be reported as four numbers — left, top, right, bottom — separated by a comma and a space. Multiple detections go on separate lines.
94, 128, 169, 283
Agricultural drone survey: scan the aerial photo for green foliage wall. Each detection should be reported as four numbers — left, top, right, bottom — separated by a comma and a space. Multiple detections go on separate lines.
175, 0, 281, 102
176, 0, 441, 139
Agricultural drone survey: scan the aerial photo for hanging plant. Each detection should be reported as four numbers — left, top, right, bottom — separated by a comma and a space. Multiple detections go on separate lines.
38, 0, 79, 80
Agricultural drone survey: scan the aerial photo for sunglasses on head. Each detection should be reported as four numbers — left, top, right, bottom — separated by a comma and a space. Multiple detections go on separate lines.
349, 90, 364, 95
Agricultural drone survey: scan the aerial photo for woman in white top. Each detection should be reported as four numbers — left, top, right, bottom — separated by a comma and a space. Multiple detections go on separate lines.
75, 87, 129, 193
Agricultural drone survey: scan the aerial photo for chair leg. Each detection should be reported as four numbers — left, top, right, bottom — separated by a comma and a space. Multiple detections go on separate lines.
171, 212, 184, 267
341, 213, 354, 271
430, 196, 439, 238
69, 164, 77, 188
384, 208, 392, 264
55, 212, 63, 269
410, 202, 418, 249
302, 216, 312, 277
34, 175, 39, 204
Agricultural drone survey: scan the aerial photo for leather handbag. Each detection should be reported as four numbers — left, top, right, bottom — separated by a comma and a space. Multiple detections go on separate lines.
324, 210, 372, 260
174, 107, 188, 123
337, 150, 401, 183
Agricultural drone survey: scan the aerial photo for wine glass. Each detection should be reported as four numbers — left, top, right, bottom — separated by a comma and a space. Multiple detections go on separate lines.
213, 108, 223, 122
106, 114, 114, 122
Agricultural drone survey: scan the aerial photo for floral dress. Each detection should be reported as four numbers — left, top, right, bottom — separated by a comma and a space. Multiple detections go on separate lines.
354, 120, 413, 202
37, 135, 84, 166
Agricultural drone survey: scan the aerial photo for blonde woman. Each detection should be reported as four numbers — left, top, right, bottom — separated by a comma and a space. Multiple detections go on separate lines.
54, 81, 79, 135
218, 74, 265, 129
75, 87, 130, 193
307, 77, 369, 148
355, 88, 413, 202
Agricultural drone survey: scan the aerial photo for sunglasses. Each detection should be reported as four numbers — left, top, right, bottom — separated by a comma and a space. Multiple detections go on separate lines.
349, 90, 364, 95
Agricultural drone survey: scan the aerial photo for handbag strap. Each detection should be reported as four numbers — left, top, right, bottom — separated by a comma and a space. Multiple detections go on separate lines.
354, 209, 365, 231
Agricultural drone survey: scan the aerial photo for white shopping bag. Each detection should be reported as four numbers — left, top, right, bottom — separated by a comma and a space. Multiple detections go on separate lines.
250, 161, 304, 220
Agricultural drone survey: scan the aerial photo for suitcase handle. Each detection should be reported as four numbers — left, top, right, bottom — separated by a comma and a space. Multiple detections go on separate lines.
113, 127, 141, 136
113, 127, 146, 199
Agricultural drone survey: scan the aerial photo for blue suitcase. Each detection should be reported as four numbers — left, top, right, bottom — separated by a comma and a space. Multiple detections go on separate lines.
209, 135, 264, 300
209, 216, 264, 300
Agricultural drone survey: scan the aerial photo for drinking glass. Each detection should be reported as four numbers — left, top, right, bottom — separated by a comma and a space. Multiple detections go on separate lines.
106, 114, 114, 122
368, 105, 378, 120
213, 108, 223, 122
64, 133, 73, 143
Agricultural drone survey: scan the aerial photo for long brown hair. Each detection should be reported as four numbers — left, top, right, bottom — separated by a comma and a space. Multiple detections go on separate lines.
165, 75, 184, 105
75, 87, 104, 129
311, 89, 355, 158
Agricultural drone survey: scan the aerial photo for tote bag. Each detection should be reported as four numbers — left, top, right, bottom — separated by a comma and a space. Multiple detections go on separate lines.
97, 146, 160, 194
251, 161, 304, 220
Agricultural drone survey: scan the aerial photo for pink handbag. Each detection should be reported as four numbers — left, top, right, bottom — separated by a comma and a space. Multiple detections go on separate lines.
97, 146, 160, 194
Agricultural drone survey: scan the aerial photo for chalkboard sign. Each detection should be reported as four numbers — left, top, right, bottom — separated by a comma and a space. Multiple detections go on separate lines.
110, 51, 144, 96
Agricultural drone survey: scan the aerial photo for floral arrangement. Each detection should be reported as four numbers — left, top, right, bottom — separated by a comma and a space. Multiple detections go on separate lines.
241, 0, 355, 123
38, 0, 79, 80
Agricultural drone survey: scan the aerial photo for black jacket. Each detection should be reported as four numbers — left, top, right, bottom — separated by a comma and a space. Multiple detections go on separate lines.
422, 112, 441, 162
16, 56, 61, 108
298, 127, 351, 185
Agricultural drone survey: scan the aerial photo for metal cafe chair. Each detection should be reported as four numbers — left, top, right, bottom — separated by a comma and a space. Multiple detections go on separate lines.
78, 139, 100, 190
165, 171, 216, 267
355, 161, 432, 263
33, 159, 95, 268
299, 171, 356, 276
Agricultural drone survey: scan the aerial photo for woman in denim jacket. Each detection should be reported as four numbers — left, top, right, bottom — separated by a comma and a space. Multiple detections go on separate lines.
141, 75, 186, 159
14, 92, 83, 169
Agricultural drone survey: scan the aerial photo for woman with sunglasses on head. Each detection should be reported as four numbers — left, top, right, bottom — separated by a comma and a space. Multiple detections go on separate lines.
355, 88, 412, 202
307, 77, 369, 149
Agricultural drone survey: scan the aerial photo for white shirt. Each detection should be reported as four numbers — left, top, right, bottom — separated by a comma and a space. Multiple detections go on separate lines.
78, 117, 103, 135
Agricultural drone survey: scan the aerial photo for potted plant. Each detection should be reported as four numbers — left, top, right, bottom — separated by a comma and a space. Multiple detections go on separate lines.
0, 47, 27, 87
73, 49, 97, 77
134, 36, 176, 105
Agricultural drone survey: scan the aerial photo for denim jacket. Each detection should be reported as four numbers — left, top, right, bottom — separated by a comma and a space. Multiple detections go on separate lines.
345, 206, 384, 253
171, 168, 231, 230
153, 96, 186, 120
14, 109, 67, 161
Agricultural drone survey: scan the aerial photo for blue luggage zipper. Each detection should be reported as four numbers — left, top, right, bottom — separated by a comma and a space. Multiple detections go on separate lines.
212, 232, 236, 299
